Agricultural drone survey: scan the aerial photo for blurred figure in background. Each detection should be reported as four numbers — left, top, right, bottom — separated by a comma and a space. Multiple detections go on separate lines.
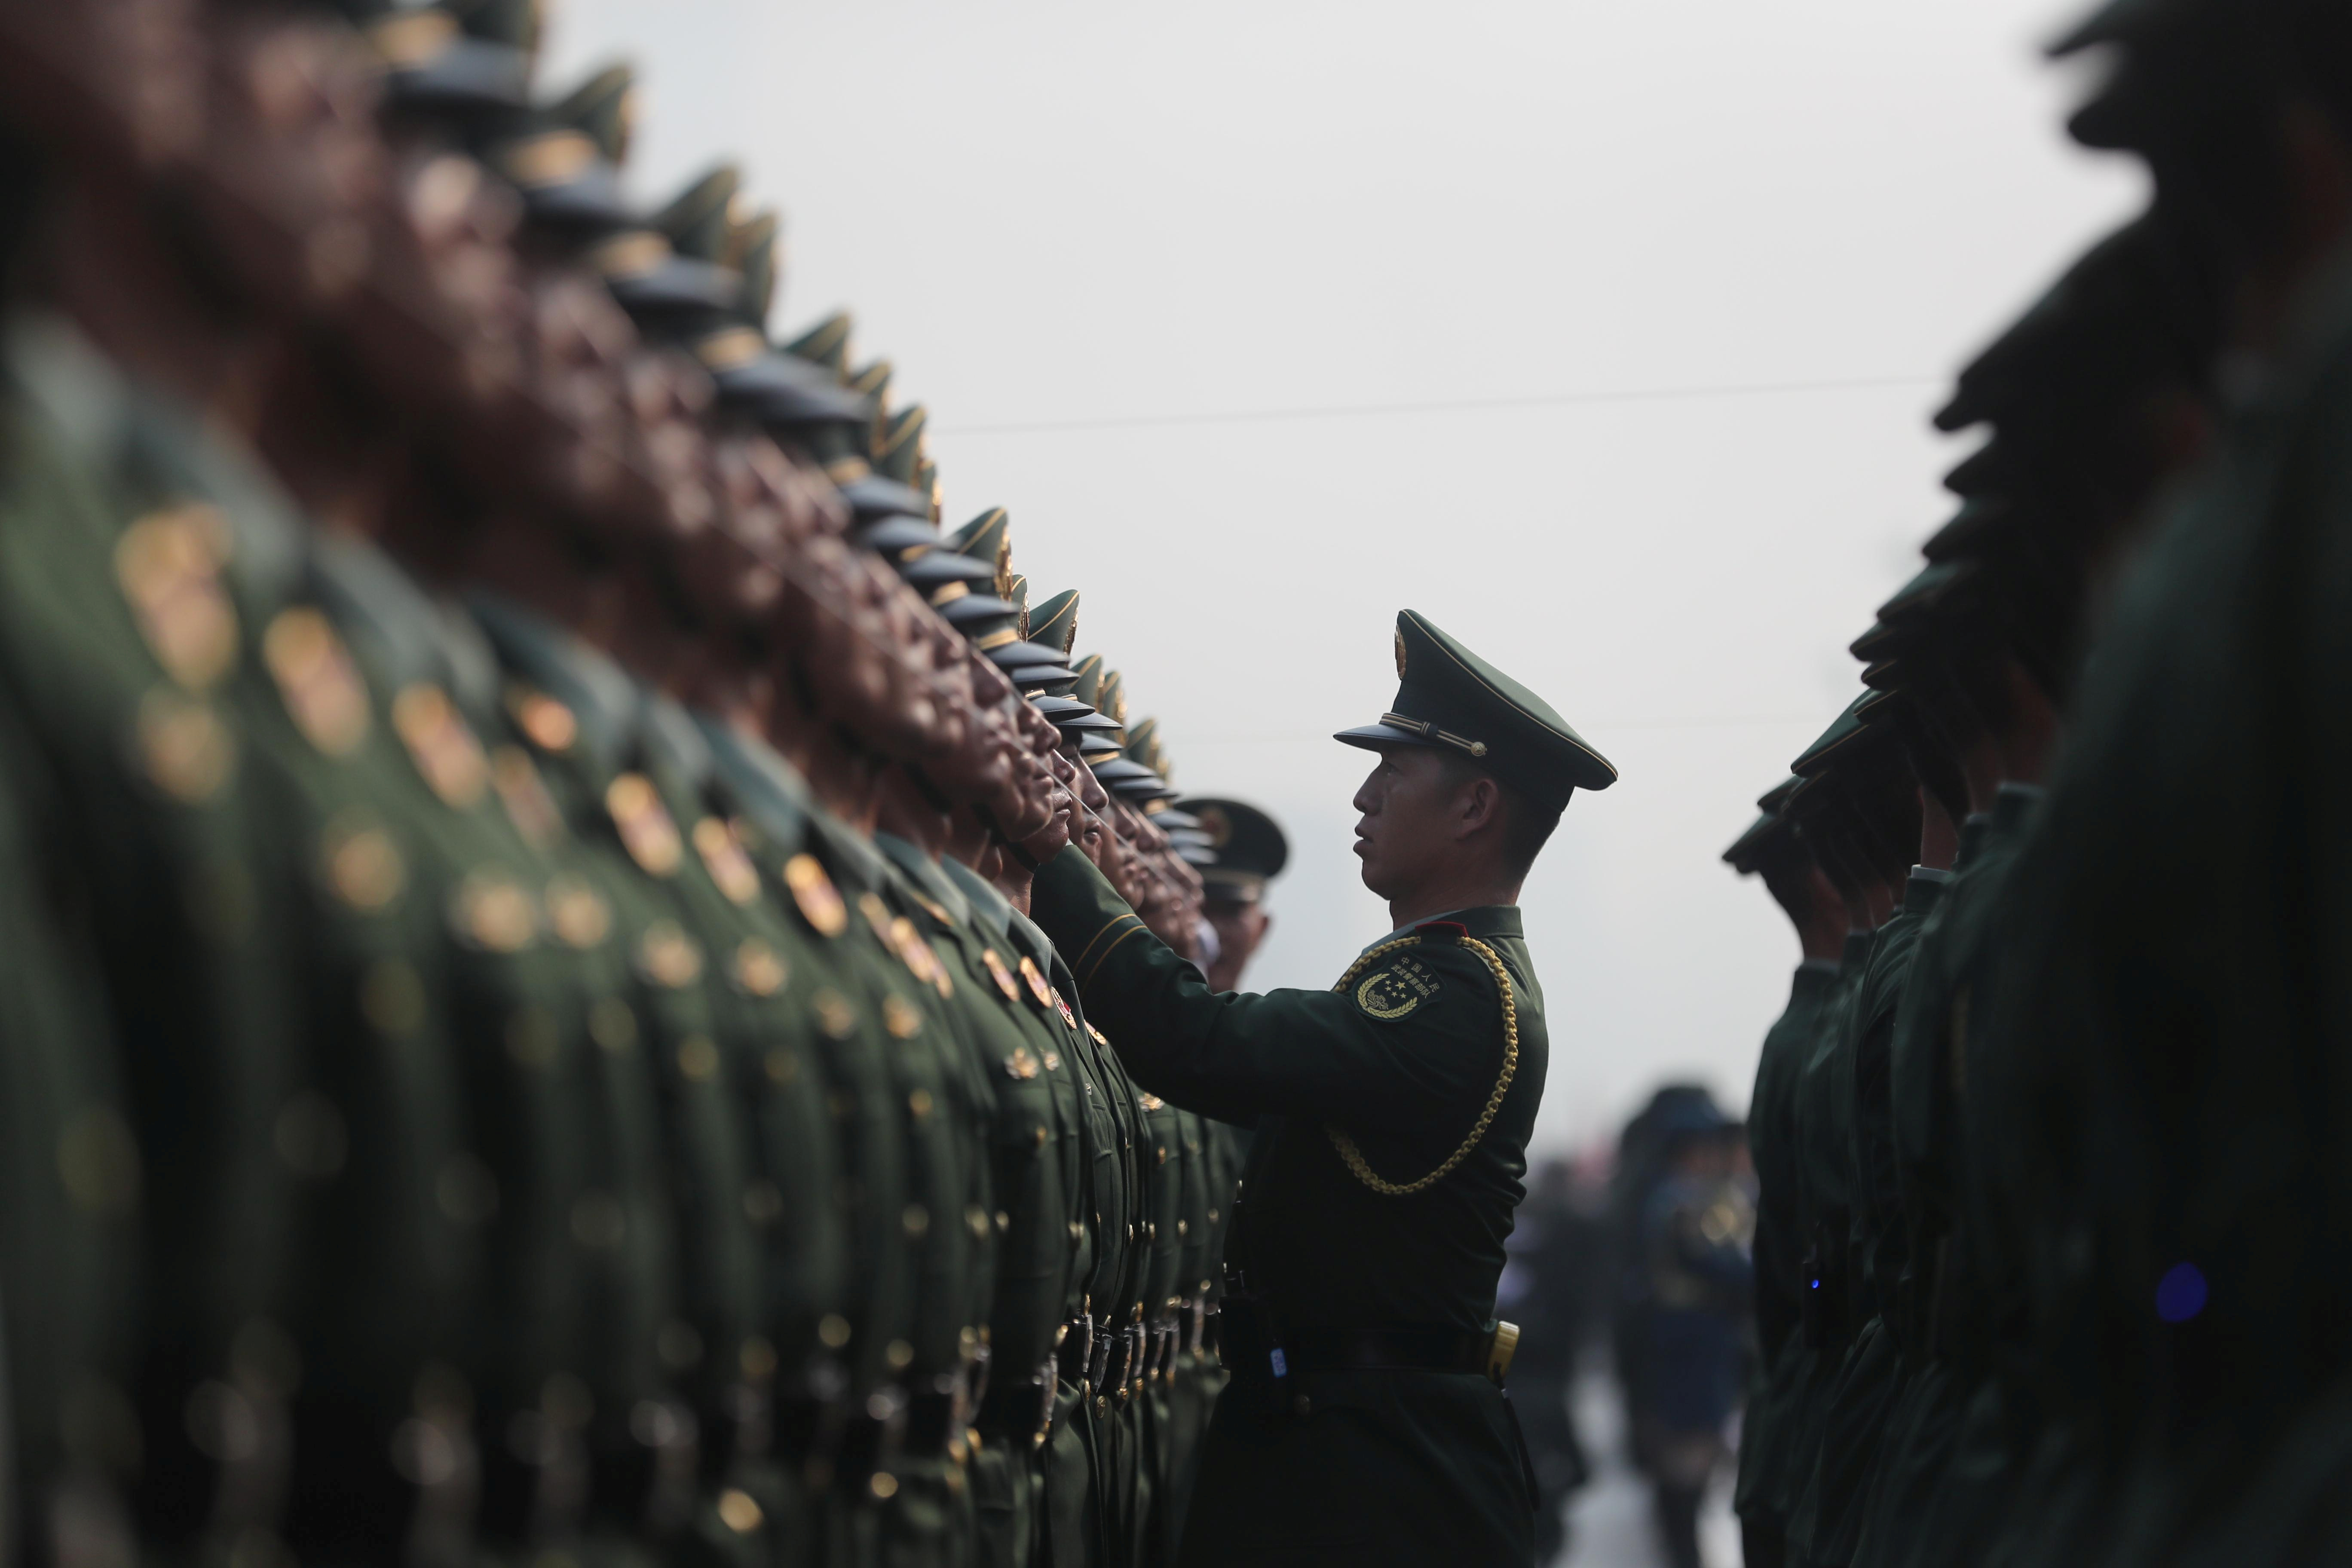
1177, 797, 1289, 992
1619, 1094, 1756, 1568
1500, 1158, 1605, 1563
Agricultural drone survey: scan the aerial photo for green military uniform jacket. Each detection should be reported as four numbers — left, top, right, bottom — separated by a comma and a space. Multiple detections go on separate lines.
1733, 957, 1842, 1538
1790, 870, 1944, 1568
1029, 845, 1540, 1568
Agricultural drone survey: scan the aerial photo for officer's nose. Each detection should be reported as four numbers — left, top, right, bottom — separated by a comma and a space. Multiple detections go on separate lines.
1351, 763, 1383, 818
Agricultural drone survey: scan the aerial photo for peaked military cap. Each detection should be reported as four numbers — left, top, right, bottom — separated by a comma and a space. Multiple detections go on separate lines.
948, 509, 1014, 594
1757, 775, 1805, 815
1028, 590, 1080, 659
895, 547, 996, 595
1920, 497, 2019, 564
1849, 620, 1905, 663
1335, 609, 1616, 812
874, 405, 929, 486
654, 165, 742, 266
1877, 560, 1975, 624
1177, 797, 1290, 903
551, 61, 633, 162
1791, 691, 1873, 777
686, 325, 873, 429
729, 208, 781, 328
365, 6, 533, 115
1096, 668, 1128, 725
1069, 654, 1107, 709
784, 310, 853, 374
1089, 757, 1159, 792
1126, 717, 1163, 774
1722, 811, 1794, 873
488, 65, 634, 234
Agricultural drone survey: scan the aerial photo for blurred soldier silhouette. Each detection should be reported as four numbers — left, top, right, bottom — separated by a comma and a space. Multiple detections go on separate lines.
1619, 1094, 1754, 1568
1497, 1157, 1600, 1564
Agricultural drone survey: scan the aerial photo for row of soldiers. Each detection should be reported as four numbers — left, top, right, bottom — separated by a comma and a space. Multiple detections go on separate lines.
0, 3, 1295, 1567
1726, 3, 2352, 1567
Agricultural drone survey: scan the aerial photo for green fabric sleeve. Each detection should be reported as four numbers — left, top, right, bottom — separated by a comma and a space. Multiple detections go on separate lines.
1027, 845, 1506, 1133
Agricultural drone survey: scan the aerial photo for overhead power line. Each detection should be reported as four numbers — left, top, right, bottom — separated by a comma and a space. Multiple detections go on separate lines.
1180, 715, 1828, 745
932, 372, 1945, 438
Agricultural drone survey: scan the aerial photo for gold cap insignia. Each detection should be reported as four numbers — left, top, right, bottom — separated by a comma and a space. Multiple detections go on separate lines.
1395, 628, 1408, 680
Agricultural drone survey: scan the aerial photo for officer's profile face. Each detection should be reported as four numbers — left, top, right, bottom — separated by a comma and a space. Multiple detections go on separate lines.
1202, 897, 1270, 992
1351, 744, 1498, 900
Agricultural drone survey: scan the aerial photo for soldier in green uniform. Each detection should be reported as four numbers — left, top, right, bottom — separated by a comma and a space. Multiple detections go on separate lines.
1017, 609, 1614, 1567
1178, 798, 1289, 996
1769, 714, 1912, 1568
1161, 796, 1288, 1564
1723, 787, 1850, 1568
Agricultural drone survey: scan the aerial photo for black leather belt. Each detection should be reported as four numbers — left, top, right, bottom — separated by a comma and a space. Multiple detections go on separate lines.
1283, 1325, 1491, 1376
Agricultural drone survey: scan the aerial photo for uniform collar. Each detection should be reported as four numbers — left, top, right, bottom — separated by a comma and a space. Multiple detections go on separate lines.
940, 857, 1016, 943
466, 590, 644, 775
698, 719, 810, 850
875, 832, 974, 928
1840, 928, 1875, 975
1991, 781, 2046, 836
1361, 903, 1523, 955
1903, 865, 1952, 918
1955, 812, 1994, 871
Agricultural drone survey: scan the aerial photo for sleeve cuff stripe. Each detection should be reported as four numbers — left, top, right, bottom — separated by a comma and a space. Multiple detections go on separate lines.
1071, 912, 1145, 975
1079, 921, 1153, 992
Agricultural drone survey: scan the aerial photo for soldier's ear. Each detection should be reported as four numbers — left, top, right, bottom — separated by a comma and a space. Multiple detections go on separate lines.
1458, 773, 1506, 836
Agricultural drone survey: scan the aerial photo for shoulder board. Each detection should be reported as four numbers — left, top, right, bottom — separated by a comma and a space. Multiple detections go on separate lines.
1414, 920, 1469, 941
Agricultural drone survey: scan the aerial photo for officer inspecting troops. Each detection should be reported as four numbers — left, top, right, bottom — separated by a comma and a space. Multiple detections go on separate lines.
1018, 609, 1617, 1567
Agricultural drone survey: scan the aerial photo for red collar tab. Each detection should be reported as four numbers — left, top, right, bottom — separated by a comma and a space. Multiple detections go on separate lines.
1415, 920, 1470, 941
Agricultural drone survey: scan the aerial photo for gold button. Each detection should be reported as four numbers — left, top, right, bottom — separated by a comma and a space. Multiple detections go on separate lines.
717, 1487, 763, 1534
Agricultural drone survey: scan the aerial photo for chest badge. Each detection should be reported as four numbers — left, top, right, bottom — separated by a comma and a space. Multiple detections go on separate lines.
1018, 955, 1054, 1009
783, 854, 848, 937
982, 948, 1022, 1004
1051, 989, 1077, 1029
1004, 1046, 1040, 1081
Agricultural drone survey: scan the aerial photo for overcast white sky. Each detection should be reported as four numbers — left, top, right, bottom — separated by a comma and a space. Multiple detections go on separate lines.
543, 1, 2143, 1153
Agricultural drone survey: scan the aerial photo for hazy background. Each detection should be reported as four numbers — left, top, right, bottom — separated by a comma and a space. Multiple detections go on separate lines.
542, 0, 2142, 1152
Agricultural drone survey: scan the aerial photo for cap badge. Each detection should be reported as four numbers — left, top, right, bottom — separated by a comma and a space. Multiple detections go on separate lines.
1395, 629, 1408, 679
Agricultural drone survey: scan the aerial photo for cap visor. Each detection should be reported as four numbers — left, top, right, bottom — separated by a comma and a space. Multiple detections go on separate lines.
607, 255, 743, 316
1333, 720, 1445, 753
838, 475, 934, 523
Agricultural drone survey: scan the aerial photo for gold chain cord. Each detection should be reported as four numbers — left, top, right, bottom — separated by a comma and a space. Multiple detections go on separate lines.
1324, 934, 1519, 1197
